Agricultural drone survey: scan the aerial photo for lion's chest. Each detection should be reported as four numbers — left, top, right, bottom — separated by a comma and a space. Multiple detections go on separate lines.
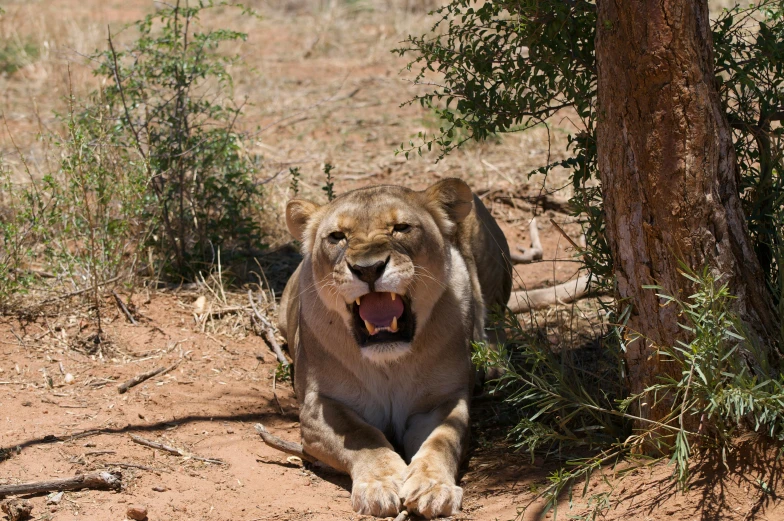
348, 373, 419, 445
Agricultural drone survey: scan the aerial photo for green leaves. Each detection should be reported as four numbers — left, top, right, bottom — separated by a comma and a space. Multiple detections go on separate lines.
93, 0, 264, 277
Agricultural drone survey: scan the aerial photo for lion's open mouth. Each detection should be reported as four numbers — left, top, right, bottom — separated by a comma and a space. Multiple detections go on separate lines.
350, 292, 415, 347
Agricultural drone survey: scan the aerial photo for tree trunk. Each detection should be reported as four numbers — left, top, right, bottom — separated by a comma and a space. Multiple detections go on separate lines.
595, 0, 778, 423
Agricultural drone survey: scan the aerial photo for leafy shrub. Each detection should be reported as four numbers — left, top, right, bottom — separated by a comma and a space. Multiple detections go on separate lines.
0, 40, 39, 75
0, 162, 37, 305
1, 0, 265, 313
636, 268, 784, 484
42, 95, 148, 288
93, 0, 264, 277
475, 267, 784, 517
0, 91, 149, 313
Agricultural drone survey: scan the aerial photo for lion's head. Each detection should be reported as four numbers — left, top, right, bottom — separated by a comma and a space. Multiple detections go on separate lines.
285, 179, 473, 363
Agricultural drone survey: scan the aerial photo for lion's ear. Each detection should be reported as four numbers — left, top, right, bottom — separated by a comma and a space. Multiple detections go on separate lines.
424, 178, 474, 224
286, 199, 320, 242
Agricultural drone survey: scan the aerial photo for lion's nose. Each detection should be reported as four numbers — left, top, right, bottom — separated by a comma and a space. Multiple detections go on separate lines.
348, 257, 389, 289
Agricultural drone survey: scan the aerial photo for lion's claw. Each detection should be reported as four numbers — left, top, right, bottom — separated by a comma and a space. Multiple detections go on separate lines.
351, 475, 403, 517
401, 472, 463, 518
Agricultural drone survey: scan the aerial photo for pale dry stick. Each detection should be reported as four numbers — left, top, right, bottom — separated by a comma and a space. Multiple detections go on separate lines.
0, 470, 122, 499
129, 434, 226, 465
248, 291, 289, 367
509, 217, 543, 264
111, 290, 137, 325
84, 450, 116, 456
117, 361, 179, 394
507, 275, 592, 314
253, 424, 316, 463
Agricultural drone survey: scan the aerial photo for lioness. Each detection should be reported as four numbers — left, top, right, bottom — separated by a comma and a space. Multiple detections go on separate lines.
278, 178, 512, 518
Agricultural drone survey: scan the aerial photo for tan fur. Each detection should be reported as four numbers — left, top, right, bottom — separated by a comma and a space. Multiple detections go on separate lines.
278, 179, 512, 518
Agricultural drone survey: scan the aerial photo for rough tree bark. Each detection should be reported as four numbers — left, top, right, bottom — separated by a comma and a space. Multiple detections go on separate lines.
595, 0, 779, 422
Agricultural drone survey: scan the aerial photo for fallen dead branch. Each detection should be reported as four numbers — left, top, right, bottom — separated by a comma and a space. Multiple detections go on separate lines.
248, 291, 289, 367
117, 361, 179, 394
254, 423, 316, 463
510, 218, 543, 264
111, 290, 137, 325
0, 470, 122, 499
129, 434, 226, 465
508, 275, 592, 314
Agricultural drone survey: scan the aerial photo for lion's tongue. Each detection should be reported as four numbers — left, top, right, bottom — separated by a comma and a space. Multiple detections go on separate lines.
358, 293, 403, 327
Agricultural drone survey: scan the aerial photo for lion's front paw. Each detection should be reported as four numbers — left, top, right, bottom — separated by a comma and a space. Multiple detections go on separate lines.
400, 464, 463, 518
351, 473, 403, 517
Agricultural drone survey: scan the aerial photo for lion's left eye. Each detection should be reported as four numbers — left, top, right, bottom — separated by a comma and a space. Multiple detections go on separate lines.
328, 231, 346, 243
393, 223, 411, 233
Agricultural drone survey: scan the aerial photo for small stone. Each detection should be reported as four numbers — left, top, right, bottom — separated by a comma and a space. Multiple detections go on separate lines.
64, 373, 75, 384
152, 486, 167, 492
126, 504, 148, 520
1, 499, 33, 521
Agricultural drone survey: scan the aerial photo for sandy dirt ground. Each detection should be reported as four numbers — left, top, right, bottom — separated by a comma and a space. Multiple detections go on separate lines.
1, 1, 783, 520
1, 292, 782, 521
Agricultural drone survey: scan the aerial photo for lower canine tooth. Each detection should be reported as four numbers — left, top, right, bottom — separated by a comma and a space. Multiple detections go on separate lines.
390, 316, 398, 333
364, 320, 376, 335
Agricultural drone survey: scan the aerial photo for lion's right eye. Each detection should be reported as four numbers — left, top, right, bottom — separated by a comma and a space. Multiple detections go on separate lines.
328, 231, 346, 243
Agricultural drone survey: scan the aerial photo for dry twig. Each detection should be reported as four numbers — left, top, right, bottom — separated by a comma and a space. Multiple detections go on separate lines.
549, 218, 583, 253
111, 290, 137, 325
129, 434, 226, 465
101, 462, 169, 474
117, 361, 179, 394
39, 275, 124, 305
0, 471, 122, 499
254, 423, 316, 463
248, 291, 289, 367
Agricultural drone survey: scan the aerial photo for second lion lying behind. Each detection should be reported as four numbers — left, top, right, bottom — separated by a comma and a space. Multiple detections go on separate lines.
278, 178, 512, 518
